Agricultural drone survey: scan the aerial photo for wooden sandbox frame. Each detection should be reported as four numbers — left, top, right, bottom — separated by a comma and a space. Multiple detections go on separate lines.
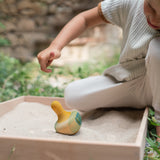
0, 96, 148, 160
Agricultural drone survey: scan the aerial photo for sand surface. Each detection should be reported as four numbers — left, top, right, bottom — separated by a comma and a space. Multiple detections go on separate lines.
0, 102, 143, 143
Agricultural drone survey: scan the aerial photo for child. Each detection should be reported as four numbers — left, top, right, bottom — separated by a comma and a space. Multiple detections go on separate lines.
37, 0, 160, 140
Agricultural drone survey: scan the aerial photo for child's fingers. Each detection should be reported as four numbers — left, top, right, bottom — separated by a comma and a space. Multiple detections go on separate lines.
41, 52, 55, 72
46, 52, 55, 67
47, 59, 53, 67
38, 55, 52, 73
37, 50, 59, 73
40, 61, 52, 73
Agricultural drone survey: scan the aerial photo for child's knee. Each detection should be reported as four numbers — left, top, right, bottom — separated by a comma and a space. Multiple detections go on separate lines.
64, 82, 84, 111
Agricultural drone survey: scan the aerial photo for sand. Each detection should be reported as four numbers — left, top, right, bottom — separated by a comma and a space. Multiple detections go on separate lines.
0, 102, 143, 143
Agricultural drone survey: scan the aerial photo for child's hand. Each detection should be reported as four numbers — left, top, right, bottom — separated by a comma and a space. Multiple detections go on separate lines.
37, 46, 61, 73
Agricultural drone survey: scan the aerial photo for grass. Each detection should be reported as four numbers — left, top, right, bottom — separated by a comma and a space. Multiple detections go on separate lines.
144, 108, 160, 159
0, 53, 64, 102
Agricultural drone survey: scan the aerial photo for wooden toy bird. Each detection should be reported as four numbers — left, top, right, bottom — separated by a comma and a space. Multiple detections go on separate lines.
51, 101, 82, 135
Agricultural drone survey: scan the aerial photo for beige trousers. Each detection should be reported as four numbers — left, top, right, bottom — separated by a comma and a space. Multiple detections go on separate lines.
64, 37, 160, 121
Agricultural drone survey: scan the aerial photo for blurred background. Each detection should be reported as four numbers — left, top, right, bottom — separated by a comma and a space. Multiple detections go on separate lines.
0, 0, 122, 102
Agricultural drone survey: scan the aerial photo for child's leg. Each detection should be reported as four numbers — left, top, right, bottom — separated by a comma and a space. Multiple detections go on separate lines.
64, 75, 150, 112
145, 37, 160, 121
145, 37, 160, 140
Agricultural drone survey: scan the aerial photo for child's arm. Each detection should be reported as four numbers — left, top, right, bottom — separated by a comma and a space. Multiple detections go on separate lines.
37, 6, 108, 73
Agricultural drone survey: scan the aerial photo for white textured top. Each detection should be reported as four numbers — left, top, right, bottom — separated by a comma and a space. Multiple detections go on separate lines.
99, 0, 160, 81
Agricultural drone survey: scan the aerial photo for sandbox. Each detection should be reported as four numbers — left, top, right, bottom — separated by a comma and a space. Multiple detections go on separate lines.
0, 96, 148, 160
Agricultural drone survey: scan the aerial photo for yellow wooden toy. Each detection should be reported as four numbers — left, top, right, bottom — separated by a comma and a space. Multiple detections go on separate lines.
51, 101, 82, 135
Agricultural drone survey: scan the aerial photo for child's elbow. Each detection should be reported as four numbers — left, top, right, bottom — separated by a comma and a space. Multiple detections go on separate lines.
76, 12, 89, 29
77, 7, 105, 28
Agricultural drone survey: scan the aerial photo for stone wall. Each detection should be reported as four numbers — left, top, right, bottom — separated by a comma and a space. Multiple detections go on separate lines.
0, 0, 101, 61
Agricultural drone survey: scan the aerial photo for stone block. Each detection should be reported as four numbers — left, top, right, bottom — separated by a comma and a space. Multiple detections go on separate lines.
6, 33, 19, 46
14, 46, 33, 62
18, 18, 36, 31
17, 1, 42, 16
48, 4, 56, 14
4, 21, 17, 32
22, 32, 48, 46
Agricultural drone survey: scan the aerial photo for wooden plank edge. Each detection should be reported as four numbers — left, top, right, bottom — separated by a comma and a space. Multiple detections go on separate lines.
24, 96, 69, 108
0, 135, 138, 147
0, 96, 25, 105
0, 96, 25, 116
135, 107, 149, 160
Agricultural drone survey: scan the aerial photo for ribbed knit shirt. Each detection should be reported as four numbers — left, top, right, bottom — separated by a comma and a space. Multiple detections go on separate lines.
98, 0, 160, 82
